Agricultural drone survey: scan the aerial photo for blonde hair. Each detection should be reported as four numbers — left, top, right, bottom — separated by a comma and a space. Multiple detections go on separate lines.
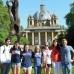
34, 45, 41, 53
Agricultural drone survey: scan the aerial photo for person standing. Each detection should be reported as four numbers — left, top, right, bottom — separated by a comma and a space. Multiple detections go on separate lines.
0, 38, 13, 74
33, 45, 42, 74
10, 42, 21, 74
61, 38, 74, 74
42, 42, 52, 74
21, 45, 32, 74
51, 39, 62, 74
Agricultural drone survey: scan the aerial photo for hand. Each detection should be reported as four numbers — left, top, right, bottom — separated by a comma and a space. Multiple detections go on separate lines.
42, 63, 47, 68
71, 59, 74, 63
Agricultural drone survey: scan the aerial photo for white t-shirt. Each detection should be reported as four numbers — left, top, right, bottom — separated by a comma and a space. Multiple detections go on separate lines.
0, 45, 13, 63
43, 49, 52, 64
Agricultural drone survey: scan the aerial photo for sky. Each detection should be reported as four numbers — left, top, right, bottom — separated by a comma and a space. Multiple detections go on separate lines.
3, 0, 74, 28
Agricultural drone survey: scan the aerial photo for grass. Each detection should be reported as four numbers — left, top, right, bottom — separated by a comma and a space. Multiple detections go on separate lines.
0, 66, 74, 74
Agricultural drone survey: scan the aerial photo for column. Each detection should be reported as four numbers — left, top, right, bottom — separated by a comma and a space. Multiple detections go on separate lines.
51, 32, 54, 41
32, 32, 34, 45
26, 32, 28, 39
38, 32, 41, 45
45, 32, 47, 43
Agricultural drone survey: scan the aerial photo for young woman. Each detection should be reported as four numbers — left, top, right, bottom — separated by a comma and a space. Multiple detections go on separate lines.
10, 42, 21, 74
34, 45, 42, 74
42, 42, 52, 74
51, 39, 61, 74
21, 45, 32, 74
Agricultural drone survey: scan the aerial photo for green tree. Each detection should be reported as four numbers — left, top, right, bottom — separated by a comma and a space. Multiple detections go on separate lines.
65, 2, 74, 46
58, 32, 66, 45
11, 35, 17, 44
0, 29, 9, 43
20, 36, 29, 45
0, 0, 3, 5
0, 0, 10, 43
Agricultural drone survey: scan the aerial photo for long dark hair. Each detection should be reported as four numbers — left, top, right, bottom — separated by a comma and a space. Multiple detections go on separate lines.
50, 39, 60, 50
12, 41, 20, 50
23, 44, 31, 53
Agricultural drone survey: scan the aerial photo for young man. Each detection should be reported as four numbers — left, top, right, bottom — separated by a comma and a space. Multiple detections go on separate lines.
61, 38, 74, 74
0, 38, 13, 74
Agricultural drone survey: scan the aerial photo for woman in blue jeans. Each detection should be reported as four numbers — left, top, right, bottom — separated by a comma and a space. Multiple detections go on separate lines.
33, 45, 42, 74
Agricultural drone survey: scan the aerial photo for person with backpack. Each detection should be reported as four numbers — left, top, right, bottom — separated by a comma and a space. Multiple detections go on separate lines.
0, 38, 13, 74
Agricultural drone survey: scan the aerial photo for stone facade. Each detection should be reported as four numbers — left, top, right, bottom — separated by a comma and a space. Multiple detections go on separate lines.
21, 4, 64, 45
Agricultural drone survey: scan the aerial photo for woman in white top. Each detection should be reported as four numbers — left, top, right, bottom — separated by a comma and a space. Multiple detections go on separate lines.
42, 42, 52, 74
0, 38, 13, 74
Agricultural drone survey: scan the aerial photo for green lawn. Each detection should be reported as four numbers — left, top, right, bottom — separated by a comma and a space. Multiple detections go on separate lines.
0, 66, 74, 74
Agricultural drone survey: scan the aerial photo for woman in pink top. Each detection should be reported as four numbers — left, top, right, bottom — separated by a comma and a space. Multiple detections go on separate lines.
42, 42, 52, 74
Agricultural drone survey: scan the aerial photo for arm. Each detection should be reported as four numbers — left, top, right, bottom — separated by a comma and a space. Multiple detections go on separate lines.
32, 51, 35, 58
70, 46, 74, 53
70, 46, 74, 62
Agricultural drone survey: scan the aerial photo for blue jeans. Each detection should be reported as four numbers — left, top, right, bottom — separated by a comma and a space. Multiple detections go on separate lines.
62, 63, 72, 74
1, 63, 11, 74
34, 66, 41, 74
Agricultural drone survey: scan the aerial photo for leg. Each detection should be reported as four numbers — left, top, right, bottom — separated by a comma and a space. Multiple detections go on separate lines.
62, 63, 66, 74
12, 65, 16, 74
27, 66, 32, 74
43, 63, 46, 74
55, 62, 62, 74
37, 66, 41, 74
49, 67, 51, 74
34, 66, 37, 74
1, 63, 6, 74
23, 67, 27, 74
52, 62, 57, 74
46, 66, 51, 74
5, 63, 11, 74
16, 66, 20, 74
12, 63, 16, 74
16, 63, 21, 74
67, 63, 72, 74
43, 67, 46, 74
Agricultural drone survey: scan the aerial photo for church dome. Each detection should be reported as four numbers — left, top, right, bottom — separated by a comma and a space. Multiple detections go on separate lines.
33, 4, 51, 20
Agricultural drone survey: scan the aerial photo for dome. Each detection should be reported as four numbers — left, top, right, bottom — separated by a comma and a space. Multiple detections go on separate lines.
51, 14, 57, 19
33, 11, 39, 20
33, 4, 51, 20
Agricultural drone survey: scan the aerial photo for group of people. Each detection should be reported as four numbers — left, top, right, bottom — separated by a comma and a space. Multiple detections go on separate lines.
0, 38, 74, 74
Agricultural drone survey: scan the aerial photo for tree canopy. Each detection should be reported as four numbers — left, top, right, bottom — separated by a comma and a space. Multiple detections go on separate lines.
0, 0, 11, 43
65, 2, 74, 47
